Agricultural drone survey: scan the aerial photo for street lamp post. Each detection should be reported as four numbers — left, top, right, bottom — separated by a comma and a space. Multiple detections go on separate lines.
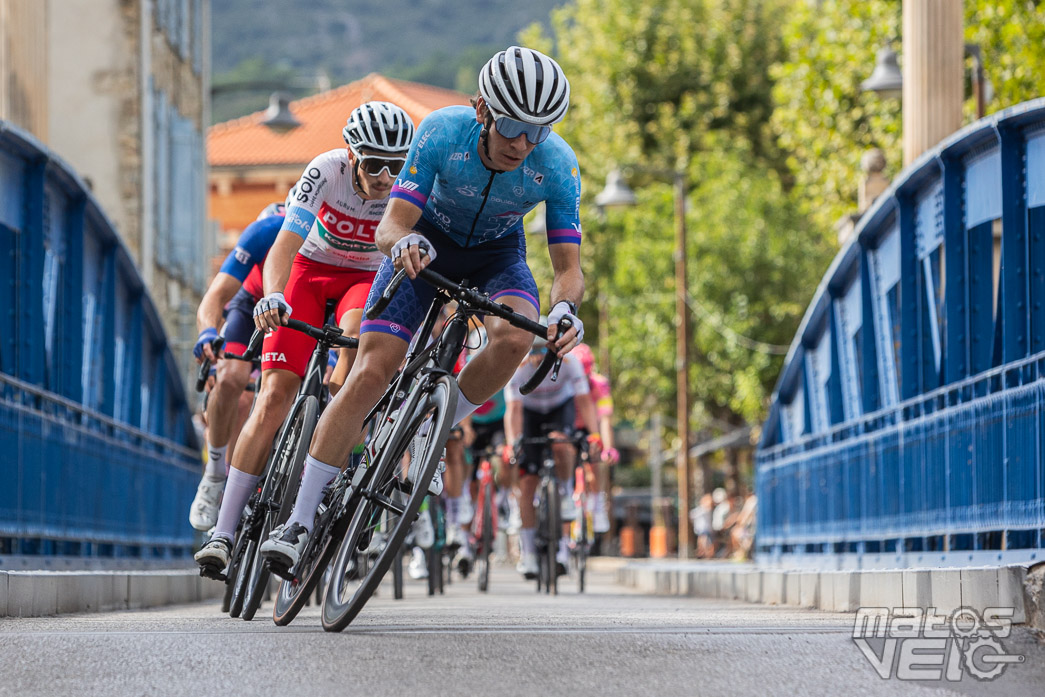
597, 167, 693, 559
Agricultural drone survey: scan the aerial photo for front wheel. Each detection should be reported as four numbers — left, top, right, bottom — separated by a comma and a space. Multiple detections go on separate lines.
241, 395, 317, 621
322, 376, 458, 632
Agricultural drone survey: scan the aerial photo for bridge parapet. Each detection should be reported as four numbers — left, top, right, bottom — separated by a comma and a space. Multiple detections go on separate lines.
0, 120, 199, 559
757, 99, 1045, 566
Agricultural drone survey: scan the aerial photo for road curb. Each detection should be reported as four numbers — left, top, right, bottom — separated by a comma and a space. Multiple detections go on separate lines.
0, 569, 224, 617
616, 561, 1038, 624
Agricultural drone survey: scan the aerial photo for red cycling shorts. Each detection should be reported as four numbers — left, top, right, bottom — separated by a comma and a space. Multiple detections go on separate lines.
261, 255, 375, 377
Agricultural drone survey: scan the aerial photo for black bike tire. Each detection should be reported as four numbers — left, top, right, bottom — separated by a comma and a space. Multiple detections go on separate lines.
393, 542, 404, 600
477, 479, 493, 593
322, 375, 457, 632
228, 536, 256, 617
577, 509, 588, 594
241, 396, 317, 620
427, 545, 438, 596
223, 523, 251, 615
545, 479, 560, 595
271, 492, 353, 626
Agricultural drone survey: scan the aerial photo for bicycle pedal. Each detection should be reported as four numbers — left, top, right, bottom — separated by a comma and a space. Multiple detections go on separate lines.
199, 566, 227, 583
265, 560, 295, 582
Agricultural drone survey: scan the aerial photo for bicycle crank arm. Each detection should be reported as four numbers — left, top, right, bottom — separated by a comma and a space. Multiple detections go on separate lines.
359, 488, 407, 516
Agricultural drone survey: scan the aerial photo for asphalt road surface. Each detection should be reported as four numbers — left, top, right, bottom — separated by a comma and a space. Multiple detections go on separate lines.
1, 561, 1043, 697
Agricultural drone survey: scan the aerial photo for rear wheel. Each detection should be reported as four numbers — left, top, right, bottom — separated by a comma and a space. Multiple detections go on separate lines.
241, 396, 317, 621
322, 376, 457, 632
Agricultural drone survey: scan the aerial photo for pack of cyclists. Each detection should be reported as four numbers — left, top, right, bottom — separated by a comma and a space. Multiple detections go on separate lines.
190, 46, 622, 604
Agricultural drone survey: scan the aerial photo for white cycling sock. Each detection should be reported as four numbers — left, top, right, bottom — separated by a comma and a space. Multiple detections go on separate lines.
452, 384, 483, 426
520, 527, 537, 556
212, 467, 260, 541
204, 443, 227, 480
557, 537, 569, 563
288, 455, 341, 532
455, 495, 473, 524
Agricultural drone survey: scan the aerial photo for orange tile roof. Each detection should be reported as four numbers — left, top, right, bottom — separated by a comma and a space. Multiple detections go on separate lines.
208, 74, 471, 167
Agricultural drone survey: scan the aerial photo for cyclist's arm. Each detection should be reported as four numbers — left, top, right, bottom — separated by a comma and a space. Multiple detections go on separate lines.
546, 242, 585, 356
574, 392, 599, 437
376, 199, 426, 277
197, 272, 241, 335
262, 230, 305, 299
598, 412, 616, 452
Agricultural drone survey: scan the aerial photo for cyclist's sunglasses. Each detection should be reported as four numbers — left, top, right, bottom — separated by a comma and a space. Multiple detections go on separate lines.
489, 108, 552, 145
351, 146, 408, 177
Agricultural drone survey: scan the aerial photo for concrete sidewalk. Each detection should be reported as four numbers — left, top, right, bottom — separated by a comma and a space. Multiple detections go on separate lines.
613, 558, 1045, 629
0, 569, 224, 617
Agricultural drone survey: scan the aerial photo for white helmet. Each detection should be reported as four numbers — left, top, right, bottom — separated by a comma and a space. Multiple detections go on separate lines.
342, 101, 414, 153
479, 46, 570, 126
256, 202, 285, 221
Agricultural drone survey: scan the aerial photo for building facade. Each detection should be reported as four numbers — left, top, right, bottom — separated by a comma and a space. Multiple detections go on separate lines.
2, 0, 210, 383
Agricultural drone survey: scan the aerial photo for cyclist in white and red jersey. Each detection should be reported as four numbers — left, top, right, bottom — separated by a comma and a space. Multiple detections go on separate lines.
194, 102, 415, 571
187, 201, 285, 531
504, 335, 600, 578
259, 46, 587, 571
570, 343, 618, 533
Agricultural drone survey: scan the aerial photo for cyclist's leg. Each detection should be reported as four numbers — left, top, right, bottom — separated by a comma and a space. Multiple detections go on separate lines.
278, 259, 430, 539
515, 408, 544, 577
225, 373, 256, 465
189, 295, 258, 531
196, 260, 320, 563
444, 431, 474, 571
328, 270, 373, 396
547, 401, 577, 566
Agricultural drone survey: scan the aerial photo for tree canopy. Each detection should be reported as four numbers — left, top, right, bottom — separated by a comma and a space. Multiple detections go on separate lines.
522, 0, 1045, 458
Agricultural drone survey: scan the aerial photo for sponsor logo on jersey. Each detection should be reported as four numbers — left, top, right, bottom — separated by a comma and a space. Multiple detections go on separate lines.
409, 165, 417, 175
316, 202, 379, 253
262, 352, 288, 363
233, 246, 251, 265
416, 129, 434, 150
513, 186, 525, 196
449, 152, 470, 162
398, 181, 420, 192
571, 167, 578, 178
456, 185, 479, 198
523, 166, 544, 185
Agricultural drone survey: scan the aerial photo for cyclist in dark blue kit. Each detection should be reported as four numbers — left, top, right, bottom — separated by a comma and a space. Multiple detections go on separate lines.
188, 200, 286, 531
263, 46, 588, 567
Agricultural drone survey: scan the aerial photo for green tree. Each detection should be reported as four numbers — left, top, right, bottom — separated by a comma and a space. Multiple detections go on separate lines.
523, 0, 835, 443
772, 0, 1045, 234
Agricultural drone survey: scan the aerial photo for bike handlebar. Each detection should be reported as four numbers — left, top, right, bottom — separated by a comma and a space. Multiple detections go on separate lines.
228, 319, 358, 363
366, 264, 574, 395
194, 337, 224, 392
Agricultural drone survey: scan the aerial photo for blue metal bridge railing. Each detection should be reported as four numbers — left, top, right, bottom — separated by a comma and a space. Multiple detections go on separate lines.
0, 120, 201, 559
756, 100, 1045, 567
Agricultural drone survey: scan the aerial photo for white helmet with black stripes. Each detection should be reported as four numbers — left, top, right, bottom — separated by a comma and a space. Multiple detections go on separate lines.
342, 101, 415, 153
479, 46, 570, 126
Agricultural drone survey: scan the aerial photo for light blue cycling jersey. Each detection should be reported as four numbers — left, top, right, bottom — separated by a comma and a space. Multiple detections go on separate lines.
390, 106, 582, 248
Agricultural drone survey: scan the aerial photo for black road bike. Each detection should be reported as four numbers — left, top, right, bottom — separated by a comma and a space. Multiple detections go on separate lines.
203, 320, 356, 621
271, 266, 568, 631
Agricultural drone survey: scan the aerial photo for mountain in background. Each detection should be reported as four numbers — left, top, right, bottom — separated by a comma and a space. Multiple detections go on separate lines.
210, 0, 564, 124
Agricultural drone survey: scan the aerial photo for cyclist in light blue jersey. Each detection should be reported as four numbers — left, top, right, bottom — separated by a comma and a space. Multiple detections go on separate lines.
262, 46, 589, 570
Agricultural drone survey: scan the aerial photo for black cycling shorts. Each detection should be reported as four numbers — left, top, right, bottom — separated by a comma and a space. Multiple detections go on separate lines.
518, 400, 575, 476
